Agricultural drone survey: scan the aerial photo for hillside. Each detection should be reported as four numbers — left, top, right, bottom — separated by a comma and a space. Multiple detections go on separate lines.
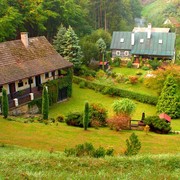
142, 0, 180, 26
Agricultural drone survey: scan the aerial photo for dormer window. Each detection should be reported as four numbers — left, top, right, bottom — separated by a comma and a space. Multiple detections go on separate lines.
140, 39, 144, 43
159, 39, 163, 44
120, 38, 124, 43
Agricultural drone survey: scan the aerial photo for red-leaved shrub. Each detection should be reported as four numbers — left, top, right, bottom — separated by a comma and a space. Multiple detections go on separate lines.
106, 114, 131, 131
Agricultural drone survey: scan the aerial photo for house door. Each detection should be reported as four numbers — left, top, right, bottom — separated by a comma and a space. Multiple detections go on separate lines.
9, 83, 16, 99
35, 75, 41, 87
58, 87, 67, 101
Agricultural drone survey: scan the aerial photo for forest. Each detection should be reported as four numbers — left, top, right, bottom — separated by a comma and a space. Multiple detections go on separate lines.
0, 0, 142, 42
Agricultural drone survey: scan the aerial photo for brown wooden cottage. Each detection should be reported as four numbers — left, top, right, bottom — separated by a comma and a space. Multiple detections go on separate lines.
0, 32, 73, 109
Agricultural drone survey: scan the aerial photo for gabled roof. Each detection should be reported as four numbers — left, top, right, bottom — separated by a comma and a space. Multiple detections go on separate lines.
110, 32, 132, 50
0, 36, 73, 85
110, 31, 176, 57
131, 32, 176, 56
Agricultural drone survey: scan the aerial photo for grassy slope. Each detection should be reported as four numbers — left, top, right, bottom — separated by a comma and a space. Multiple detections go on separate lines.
0, 146, 179, 179
0, 117, 180, 154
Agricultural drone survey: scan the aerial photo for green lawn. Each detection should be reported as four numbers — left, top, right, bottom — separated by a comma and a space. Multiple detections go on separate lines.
49, 84, 157, 119
111, 67, 158, 96
0, 146, 179, 179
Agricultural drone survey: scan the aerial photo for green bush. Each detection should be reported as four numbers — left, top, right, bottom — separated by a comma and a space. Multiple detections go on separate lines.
64, 142, 114, 158
56, 114, 65, 122
149, 58, 161, 70
113, 57, 121, 67
2, 89, 9, 119
89, 103, 107, 126
28, 98, 42, 113
73, 76, 158, 105
93, 146, 106, 158
79, 81, 86, 88
42, 86, 49, 120
144, 116, 171, 134
127, 61, 132, 68
124, 133, 141, 156
141, 66, 150, 71
65, 112, 83, 127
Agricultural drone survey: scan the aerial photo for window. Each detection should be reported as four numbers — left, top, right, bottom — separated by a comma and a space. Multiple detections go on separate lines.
45, 72, 49, 79
159, 39, 163, 44
120, 38, 124, 43
0, 86, 3, 93
52, 71, 55, 77
116, 51, 121, 56
18, 80, 23, 87
124, 51, 129, 56
28, 78, 33, 84
140, 39, 144, 43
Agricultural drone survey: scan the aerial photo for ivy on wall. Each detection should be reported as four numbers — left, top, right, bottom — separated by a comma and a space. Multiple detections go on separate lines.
45, 68, 73, 105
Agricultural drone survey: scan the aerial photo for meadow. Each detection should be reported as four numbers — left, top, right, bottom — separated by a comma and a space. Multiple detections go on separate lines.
0, 146, 179, 179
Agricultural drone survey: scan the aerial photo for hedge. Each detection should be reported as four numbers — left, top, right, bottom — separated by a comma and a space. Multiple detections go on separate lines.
73, 76, 158, 105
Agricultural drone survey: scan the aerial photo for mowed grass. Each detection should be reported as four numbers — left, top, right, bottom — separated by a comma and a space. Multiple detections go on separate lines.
112, 67, 158, 96
0, 116, 180, 155
49, 83, 157, 119
0, 146, 179, 179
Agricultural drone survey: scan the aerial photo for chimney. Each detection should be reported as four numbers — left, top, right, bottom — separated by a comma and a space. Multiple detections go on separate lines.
21, 32, 29, 48
147, 23, 151, 39
131, 32, 135, 45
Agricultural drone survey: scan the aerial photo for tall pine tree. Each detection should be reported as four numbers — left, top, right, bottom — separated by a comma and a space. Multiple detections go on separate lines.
62, 26, 82, 69
156, 75, 180, 118
53, 24, 67, 55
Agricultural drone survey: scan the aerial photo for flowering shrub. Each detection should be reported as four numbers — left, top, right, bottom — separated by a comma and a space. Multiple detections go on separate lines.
128, 76, 138, 84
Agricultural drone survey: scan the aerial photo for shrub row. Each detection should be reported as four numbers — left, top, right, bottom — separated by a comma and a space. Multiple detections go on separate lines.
73, 76, 158, 105
64, 142, 114, 158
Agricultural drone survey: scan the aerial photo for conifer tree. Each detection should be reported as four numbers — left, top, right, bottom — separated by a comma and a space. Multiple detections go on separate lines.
2, 88, 8, 119
42, 86, 49, 120
156, 75, 180, 118
83, 101, 89, 130
62, 26, 82, 69
53, 24, 67, 55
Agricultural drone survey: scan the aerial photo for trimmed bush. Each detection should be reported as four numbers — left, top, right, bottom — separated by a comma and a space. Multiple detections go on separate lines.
73, 76, 158, 105
144, 116, 171, 134
83, 102, 89, 130
42, 86, 49, 120
2, 89, 9, 119
79, 81, 86, 88
127, 61, 133, 68
65, 112, 83, 127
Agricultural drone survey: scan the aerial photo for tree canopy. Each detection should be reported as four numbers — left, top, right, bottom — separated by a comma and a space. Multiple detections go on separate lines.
0, 0, 142, 42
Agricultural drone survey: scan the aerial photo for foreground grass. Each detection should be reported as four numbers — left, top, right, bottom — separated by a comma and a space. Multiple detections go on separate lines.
0, 117, 179, 154
0, 146, 179, 179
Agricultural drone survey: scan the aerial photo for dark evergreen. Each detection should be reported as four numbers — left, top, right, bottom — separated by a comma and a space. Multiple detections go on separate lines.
83, 101, 89, 130
42, 86, 49, 120
2, 88, 9, 119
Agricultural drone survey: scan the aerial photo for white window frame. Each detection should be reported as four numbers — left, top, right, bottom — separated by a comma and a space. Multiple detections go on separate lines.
124, 51, 129, 56
116, 51, 121, 56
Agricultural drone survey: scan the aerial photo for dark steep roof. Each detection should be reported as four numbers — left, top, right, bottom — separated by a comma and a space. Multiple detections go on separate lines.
110, 32, 132, 50
0, 36, 73, 85
131, 32, 176, 56
110, 31, 176, 57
